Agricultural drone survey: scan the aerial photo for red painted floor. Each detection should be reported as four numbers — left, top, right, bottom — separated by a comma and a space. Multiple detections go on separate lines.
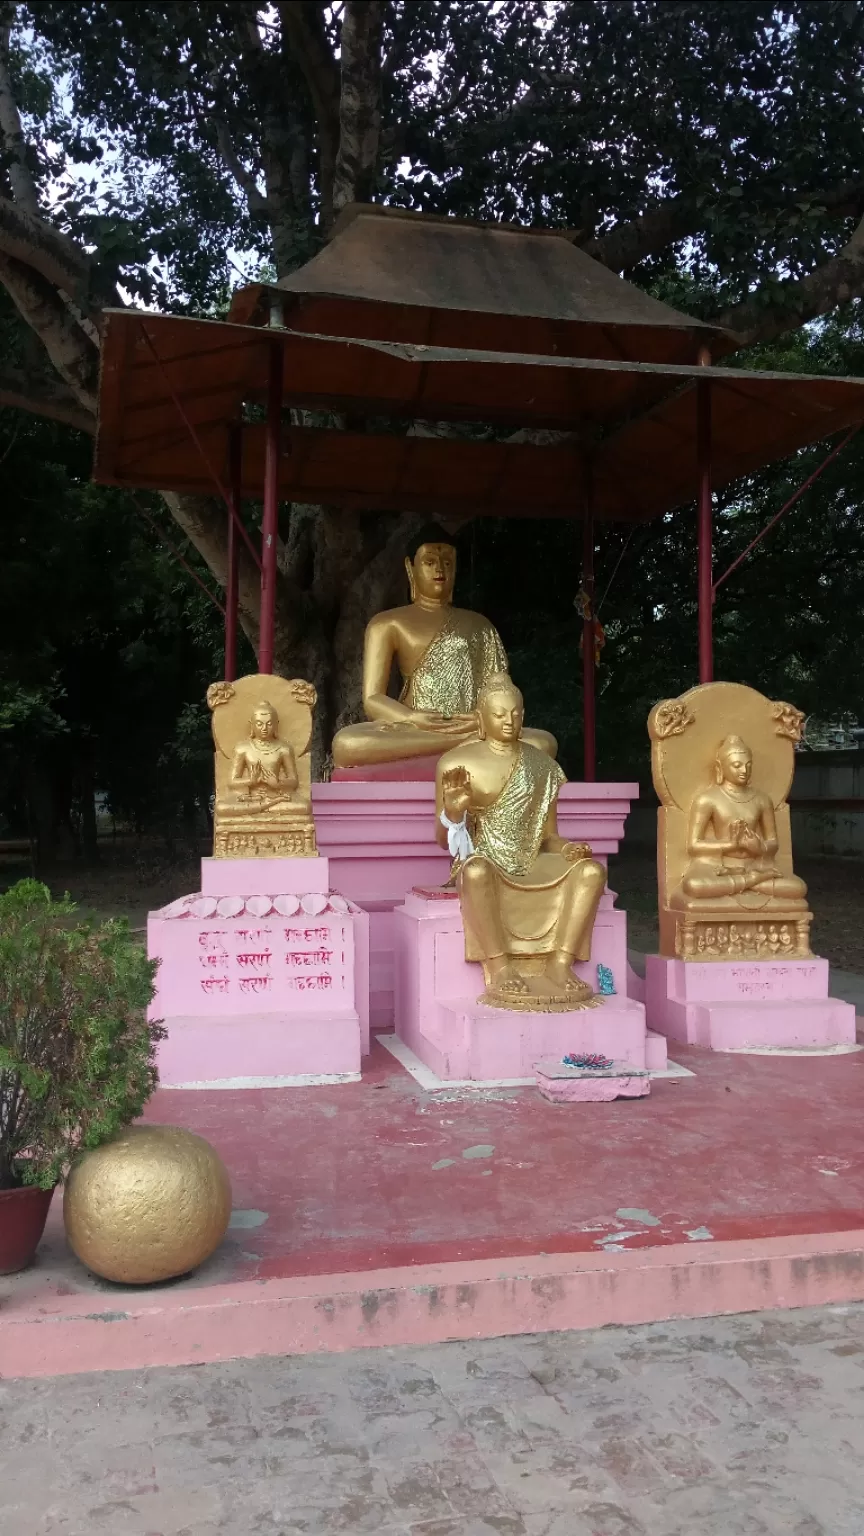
11, 1036, 864, 1309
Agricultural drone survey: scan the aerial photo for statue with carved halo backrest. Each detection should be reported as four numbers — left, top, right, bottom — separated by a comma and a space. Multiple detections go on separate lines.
207, 673, 318, 859
648, 681, 812, 961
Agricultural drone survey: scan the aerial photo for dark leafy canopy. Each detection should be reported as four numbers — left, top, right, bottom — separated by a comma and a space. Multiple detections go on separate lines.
2, 1, 864, 806
22, 2, 864, 308
0, 377, 237, 855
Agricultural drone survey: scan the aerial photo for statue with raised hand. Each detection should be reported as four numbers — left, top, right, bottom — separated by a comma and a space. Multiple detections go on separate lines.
436, 672, 606, 1011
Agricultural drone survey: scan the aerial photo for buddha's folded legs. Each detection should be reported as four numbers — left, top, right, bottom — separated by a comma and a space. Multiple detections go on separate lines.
332, 719, 480, 768
333, 720, 557, 768
682, 868, 808, 902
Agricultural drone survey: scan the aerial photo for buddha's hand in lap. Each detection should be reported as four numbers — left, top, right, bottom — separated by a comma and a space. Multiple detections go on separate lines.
413, 709, 478, 735
562, 841, 593, 864
441, 765, 472, 821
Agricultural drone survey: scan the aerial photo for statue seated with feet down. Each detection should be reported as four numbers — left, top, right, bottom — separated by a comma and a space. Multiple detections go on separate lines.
435, 672, 606, 1011
332, 525, 557, 775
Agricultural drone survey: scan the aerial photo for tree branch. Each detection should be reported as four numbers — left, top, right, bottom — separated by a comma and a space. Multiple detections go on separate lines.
0, 253, 98, 413
0, 7, 39, 215
212, 119, 269, 218
0, 194, 92, 299
278, 0, 340, 227
717, 213, 864, 345
0, 360, 94, 431
585, 178, 864, 273
332, 0, 385, 215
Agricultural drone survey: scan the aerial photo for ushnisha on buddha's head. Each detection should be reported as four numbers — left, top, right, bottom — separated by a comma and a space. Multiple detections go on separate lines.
250, 701, 278, 740
477, 672, 524, 744
714, 734, 753, 788
405, 522, 457, 605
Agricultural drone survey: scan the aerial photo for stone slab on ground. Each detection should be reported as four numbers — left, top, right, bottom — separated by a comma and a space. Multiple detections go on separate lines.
535, 1058, 651, 1102
5, 1304, 864, 1534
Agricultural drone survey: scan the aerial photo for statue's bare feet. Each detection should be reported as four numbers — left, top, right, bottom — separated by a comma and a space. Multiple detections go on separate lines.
486, 960, 530, 997
545, 958, 587, 995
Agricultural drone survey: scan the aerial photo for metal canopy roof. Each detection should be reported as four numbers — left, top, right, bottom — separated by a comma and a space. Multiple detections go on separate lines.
228, 204, 737, 368
94, 309, 864, 523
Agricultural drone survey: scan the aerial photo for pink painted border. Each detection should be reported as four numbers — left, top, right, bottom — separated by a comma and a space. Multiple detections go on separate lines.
4, 1229, 864, 1379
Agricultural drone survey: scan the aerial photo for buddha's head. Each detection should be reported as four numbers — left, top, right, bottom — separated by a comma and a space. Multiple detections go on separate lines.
477, 672, 523, 744
714, 734, 752, 788
250, 701, 278, 740
405, 522, 457, 604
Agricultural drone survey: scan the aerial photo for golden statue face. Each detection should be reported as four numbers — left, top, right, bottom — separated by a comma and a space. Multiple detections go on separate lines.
718, 743, 752, 787
251, 703, 277, 740
480, 684, 524, 744
408, 542, 456, 602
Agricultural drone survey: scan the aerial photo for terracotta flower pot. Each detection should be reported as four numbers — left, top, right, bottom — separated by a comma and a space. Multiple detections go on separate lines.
0, 1184, 55, 1274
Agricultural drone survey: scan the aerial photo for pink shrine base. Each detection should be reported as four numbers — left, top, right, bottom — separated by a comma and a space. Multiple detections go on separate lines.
147, 857, 369, 1087
394, 887, 664, 1081
645, 954, 857, 1051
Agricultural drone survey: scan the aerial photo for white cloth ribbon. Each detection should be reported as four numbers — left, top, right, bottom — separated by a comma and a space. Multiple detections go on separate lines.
440, 810, 475, 864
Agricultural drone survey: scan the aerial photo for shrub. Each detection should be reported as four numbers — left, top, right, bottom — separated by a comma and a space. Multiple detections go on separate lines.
0, 880, 163, 1190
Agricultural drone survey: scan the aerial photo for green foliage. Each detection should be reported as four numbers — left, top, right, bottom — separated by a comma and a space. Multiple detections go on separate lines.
0, 880, 163, 1190
0, 390, 234, 849
20, 2, 864, 306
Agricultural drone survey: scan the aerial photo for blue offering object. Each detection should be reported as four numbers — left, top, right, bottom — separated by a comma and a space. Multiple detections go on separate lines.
597, 963, 616, 995
562, 1052, 615, 1071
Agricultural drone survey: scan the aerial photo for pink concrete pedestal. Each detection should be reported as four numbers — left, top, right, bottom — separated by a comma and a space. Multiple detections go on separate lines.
148, 858, 369, 1087
394, 888, 661, 1081
313, 779, 640, 1029
645, 955, 857, 1051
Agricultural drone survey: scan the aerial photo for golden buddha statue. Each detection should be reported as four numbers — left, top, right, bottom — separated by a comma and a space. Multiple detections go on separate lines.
649, 682, 813, 960
207, 674, 318, 858
436, 672, 606, 1011
332, 525, 557, 771
220, 701, 304, 812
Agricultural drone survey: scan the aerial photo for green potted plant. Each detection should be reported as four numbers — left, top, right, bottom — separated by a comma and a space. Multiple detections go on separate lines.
0, 880, 163, 1274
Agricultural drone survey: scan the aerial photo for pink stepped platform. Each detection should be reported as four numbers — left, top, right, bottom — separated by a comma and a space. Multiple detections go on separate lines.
645, 955, 857, 1051
7, 1039, 864, 1380
313, 778, 639, 1029
147, 857, 370, 1087
394, 887, 664, 1080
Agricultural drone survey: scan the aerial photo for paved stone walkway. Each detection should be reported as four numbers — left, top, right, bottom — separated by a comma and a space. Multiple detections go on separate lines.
4, 1305, 864, 1534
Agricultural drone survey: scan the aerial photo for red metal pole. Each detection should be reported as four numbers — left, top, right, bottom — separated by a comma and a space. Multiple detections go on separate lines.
259, 341, 283, 675
225, 426, 241, 682
582, 472, 596, 783
697, 347, 713, 684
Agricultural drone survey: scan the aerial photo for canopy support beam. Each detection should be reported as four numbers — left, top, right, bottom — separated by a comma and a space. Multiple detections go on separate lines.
697, 350, 714, 684
259, 341, 283, 675
225, 426, 241, 682
582, 468, 596, 783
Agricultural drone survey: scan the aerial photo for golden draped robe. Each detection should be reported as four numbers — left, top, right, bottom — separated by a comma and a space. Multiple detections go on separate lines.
401, 609, 507, 716
461, 744, 595, 962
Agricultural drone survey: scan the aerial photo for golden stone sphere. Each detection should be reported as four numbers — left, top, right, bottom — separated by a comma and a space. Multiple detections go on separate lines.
63, 1125, 232, 1285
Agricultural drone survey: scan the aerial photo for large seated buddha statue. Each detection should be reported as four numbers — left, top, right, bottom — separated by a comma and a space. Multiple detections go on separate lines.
332, 524, 556, 774
436, 672, 606, 1011
649, 681, 813, 960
